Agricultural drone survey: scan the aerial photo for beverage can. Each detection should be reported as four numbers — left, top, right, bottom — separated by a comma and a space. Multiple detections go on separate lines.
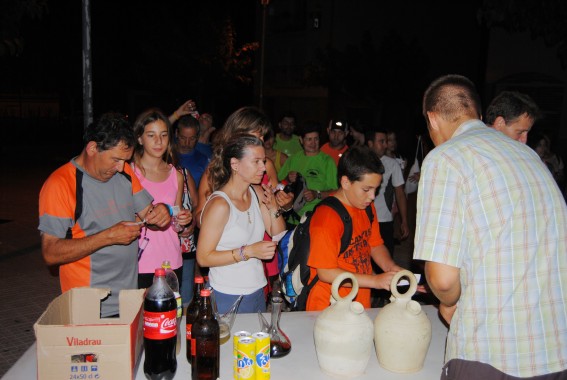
233, 331, 251, 378
252, 332, 270, 379
236, 337, 256, 380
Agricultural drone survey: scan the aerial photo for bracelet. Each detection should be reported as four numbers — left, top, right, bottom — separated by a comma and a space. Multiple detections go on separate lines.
173, 110, 179, 120
280, 205, 293, 213
272, 209, 282, 219
231, 249, 239, 263
239, 245, 249, 261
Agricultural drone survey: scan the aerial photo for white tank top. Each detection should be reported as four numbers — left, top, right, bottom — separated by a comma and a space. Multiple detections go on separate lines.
203, 187, 267, 294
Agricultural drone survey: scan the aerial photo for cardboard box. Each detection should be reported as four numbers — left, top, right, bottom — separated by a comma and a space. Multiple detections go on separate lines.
34, 287, 145, 380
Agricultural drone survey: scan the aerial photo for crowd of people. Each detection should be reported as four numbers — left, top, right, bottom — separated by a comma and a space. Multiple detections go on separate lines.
38, 78, 567, 378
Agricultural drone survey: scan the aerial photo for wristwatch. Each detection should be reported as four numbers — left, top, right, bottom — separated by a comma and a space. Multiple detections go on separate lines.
317, 190, 322, 199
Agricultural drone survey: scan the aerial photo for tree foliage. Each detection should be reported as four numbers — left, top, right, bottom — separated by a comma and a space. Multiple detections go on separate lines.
0, 0, 48, 56
480, 0, 567, 68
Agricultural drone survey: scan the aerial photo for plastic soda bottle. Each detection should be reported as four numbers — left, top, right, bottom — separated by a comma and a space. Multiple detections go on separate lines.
162, 260, 182, 355
143, 268, 177, 379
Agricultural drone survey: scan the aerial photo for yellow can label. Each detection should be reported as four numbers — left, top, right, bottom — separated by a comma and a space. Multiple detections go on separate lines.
252, 332, 270, 380
233, 331, 252, 379
236, 337, 256, 380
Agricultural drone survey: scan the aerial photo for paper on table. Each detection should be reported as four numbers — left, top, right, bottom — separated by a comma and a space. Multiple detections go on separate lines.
272, 230, 288, 243
397, 273, 421, 286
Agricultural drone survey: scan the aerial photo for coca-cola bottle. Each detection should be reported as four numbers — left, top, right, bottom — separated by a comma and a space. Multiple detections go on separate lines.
191, 289, 219, 380
161, 260, 182, 356
186, 276, 204, 364
143, 268, 177, 380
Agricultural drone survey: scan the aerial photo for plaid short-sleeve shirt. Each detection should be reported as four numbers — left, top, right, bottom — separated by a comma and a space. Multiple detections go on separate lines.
414, 120, 567, 377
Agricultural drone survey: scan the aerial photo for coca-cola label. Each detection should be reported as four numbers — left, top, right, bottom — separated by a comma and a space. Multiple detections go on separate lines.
186, 324, 192, 341
143, 310, 177, 340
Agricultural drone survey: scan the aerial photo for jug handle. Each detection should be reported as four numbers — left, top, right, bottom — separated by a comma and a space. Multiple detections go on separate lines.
331, 272, 359, 302
390, 270, 418, 300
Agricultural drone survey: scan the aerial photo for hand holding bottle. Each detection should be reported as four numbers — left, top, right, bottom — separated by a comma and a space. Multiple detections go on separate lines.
177, 208, 192, 228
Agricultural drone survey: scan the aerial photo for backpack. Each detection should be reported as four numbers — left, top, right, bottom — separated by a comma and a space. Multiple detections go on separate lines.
277, 196, 374, 311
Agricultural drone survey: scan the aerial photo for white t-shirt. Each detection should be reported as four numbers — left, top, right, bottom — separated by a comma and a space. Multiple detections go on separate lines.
374, 155, 405, 222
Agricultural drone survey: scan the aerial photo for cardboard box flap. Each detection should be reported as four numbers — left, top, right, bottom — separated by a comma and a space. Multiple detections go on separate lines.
35, 288, 74, 326
35, 287, 110, 326
71, 287, 111, 324
118, 289, 146, 321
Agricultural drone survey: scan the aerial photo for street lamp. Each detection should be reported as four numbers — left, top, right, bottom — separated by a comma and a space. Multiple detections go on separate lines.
259, 0, 270, 109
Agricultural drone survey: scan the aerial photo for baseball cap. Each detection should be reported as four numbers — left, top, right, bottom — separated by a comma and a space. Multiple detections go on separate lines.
330, 120, 348, 132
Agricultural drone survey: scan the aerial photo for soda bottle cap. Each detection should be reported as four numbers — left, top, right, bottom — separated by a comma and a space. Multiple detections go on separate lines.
195, 276, 204, 284
154, 268, 166, 276
200, 289, 211, 297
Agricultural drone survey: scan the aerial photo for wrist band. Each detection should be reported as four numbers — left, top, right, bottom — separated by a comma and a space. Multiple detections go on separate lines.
280, 206, 293, 213
239, 245, 249, 261
231, 249, 239, 263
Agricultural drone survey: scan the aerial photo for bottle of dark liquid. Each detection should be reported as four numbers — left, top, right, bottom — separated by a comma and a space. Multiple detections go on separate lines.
143, 268, 177, 380
191, 289, 219, 380
186, 276, 204, 364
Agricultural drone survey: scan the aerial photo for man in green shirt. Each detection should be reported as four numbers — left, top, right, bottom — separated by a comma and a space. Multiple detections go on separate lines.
273, 112, 303, 157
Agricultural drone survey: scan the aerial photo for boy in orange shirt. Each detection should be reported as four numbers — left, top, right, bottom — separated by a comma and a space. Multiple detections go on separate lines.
306, 146, 403, 310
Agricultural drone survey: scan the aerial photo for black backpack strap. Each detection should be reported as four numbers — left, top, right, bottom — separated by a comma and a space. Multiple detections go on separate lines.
66, 169, 83, 239
294, 274, 318, 311
317, 196, 352, 254
365, 204, 374, 225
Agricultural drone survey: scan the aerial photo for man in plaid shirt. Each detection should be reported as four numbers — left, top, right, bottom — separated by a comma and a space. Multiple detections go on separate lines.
414, 74, 567, 379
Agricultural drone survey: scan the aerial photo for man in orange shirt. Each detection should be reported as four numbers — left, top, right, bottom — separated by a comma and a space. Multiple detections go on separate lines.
38, 112, 171, 317
320, 119, 349, 166
306, 146, 403, 310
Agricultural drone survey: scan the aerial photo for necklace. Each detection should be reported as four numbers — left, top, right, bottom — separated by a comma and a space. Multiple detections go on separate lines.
247, 210, 252, 224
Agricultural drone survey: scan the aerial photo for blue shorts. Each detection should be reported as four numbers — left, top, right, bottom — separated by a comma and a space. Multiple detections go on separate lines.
213, 287, 266, 315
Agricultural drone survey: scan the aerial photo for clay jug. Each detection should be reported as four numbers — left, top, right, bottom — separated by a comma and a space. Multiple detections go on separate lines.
313, 272, 374, 378
374, 270, 431, 373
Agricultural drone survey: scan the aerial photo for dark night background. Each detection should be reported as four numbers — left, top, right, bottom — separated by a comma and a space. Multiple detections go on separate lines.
0, 2, 566, 375
1, 0, 567, 161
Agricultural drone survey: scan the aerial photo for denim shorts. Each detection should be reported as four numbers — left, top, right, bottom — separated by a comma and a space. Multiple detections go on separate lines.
213, 287, 266, 315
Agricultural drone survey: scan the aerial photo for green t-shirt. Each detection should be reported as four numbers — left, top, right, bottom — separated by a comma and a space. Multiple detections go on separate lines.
278, 151, 338, 220
274, 134, 303, 157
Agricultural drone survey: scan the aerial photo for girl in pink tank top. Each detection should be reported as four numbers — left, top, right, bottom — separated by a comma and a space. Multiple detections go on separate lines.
131, 108, 192, 289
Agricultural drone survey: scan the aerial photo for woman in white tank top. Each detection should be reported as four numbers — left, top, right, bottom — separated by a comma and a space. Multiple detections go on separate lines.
197, 134, 286, 313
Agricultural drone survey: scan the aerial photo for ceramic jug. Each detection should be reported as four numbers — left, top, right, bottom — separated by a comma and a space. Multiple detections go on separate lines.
313, 272, 374, 378
374, 270, 431, 373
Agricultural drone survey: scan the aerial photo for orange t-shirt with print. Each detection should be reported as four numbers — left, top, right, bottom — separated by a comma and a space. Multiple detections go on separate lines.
306, 198, 383, 311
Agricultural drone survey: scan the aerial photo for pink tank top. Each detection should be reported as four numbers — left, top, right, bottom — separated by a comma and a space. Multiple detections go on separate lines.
134, 165, 183, 272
